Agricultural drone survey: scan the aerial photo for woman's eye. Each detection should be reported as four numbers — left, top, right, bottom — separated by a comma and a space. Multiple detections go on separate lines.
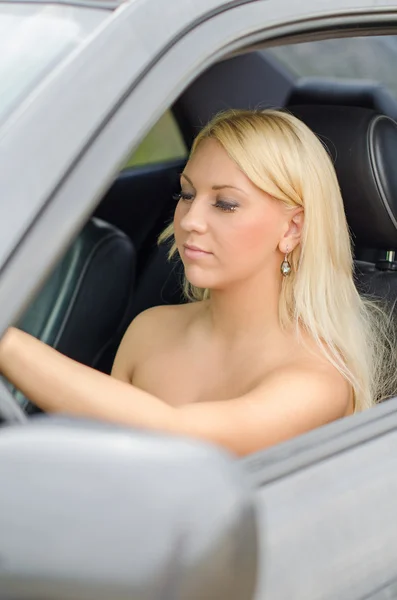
173, 191, 194, 202
213, 200, 239, 213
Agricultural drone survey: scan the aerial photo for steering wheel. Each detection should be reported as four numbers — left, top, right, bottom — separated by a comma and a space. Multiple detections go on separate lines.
0, 378, 28, 424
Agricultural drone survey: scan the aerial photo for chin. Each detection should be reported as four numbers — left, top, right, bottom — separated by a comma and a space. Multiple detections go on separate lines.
184, 264, 231, 292
183, 264, 216, 290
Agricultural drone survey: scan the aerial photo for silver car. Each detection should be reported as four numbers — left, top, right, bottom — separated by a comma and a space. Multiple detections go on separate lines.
0, 1, 397, 598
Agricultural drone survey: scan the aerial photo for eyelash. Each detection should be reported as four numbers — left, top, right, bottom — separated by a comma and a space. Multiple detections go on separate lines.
173, 192, 238, 213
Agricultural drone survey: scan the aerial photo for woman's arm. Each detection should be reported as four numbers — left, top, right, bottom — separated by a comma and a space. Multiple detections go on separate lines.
0, 327, 175, 429
0, 326, 350, 456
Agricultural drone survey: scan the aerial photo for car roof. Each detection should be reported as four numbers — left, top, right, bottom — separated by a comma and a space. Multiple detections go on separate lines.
9, 0, 124, 9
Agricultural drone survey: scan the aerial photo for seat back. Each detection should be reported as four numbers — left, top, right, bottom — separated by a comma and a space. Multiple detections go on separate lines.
10, 218, 136, 412
287, 77, 397, 121
288, 104, 397, 318
129, 242, 185, 321
95, 159, 184, 279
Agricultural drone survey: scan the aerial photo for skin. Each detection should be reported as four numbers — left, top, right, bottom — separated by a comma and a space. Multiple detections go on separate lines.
0, 139, 352, 456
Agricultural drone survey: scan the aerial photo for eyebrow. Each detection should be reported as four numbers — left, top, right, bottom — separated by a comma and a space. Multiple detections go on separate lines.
181, 173, 246, 194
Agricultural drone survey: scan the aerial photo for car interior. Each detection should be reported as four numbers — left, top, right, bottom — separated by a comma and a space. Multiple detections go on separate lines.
7, 38, 397, 415
2, 29, 397, 600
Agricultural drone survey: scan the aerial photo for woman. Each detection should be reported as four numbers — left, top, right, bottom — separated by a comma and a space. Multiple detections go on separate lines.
0, 109, 394, 456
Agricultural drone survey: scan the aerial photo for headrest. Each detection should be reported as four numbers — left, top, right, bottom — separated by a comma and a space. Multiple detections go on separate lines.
288, 77, 397, 122
289, 104, 397, 249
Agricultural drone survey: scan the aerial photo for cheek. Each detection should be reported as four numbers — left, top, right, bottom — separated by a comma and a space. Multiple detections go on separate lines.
223, 211, 281, 259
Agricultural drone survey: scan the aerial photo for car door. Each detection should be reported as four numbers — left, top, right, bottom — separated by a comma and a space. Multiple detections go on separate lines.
1, 1, 397, 598
244, 397, 397, 599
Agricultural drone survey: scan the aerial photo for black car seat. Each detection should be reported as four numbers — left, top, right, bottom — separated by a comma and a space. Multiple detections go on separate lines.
286, 77, 397, 264
288, 104, 397, 316
287, 77, 397, 122
129, 241, 186, 319
8, 218, 136, 413
96, 159, 185, 280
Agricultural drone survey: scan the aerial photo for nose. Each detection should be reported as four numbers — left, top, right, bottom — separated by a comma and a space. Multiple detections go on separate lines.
179, 197, 208, 234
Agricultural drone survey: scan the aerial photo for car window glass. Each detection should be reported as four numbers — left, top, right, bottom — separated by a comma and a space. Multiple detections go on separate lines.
268, 36, 397, 100
123, 110, 187, 168
0, 3, 106, 126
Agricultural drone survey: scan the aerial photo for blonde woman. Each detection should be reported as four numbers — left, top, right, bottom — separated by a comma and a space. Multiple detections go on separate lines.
0, 109, 394, 456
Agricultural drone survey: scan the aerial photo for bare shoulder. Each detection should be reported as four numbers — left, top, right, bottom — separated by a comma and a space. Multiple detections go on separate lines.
124, 302, 199, 340
257, 359, 352, 421
177, 358, 352, 455
111, 303, 200, 382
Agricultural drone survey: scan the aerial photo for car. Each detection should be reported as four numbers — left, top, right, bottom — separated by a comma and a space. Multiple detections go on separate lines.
1, 0, 397, 598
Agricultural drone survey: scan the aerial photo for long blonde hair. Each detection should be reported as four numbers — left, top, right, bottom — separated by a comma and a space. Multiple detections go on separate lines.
159, 108, 397, 411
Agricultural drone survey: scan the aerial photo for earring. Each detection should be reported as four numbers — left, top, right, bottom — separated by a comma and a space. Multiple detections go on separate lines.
280, 247, 292, 277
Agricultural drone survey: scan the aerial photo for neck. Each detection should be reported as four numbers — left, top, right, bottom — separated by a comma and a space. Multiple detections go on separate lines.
205, 270, 283, 347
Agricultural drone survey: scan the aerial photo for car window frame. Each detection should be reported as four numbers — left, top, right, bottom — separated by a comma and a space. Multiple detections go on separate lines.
1, 0, 397, 335
0, 0, 260, 304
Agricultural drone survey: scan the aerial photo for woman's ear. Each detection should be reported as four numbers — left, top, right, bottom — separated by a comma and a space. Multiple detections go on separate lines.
279, 208, 304, 254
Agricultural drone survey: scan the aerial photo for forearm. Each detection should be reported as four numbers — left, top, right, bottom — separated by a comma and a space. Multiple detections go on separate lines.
0, 328, 175, 428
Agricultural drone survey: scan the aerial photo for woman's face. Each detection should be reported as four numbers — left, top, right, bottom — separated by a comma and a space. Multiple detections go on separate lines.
173, 138, 296, 291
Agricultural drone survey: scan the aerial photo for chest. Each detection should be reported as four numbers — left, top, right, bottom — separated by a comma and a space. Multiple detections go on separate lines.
131, 343, 267, 407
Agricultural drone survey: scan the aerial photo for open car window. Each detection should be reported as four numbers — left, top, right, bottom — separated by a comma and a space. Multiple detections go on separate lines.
123, 110, 187, 168
269, 35, 397, 100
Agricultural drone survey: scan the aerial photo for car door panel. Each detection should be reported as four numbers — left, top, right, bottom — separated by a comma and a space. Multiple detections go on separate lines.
242, 397, 397, 599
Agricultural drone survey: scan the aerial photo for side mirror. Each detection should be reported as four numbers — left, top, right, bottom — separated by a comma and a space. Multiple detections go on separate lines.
0, 417, 257, 600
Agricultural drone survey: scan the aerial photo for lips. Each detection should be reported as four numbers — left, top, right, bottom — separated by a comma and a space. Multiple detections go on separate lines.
183, 243, 212, 259
184, 243, 210, 253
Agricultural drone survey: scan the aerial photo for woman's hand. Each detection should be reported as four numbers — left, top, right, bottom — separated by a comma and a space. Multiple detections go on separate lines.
0, 327, 16, 375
